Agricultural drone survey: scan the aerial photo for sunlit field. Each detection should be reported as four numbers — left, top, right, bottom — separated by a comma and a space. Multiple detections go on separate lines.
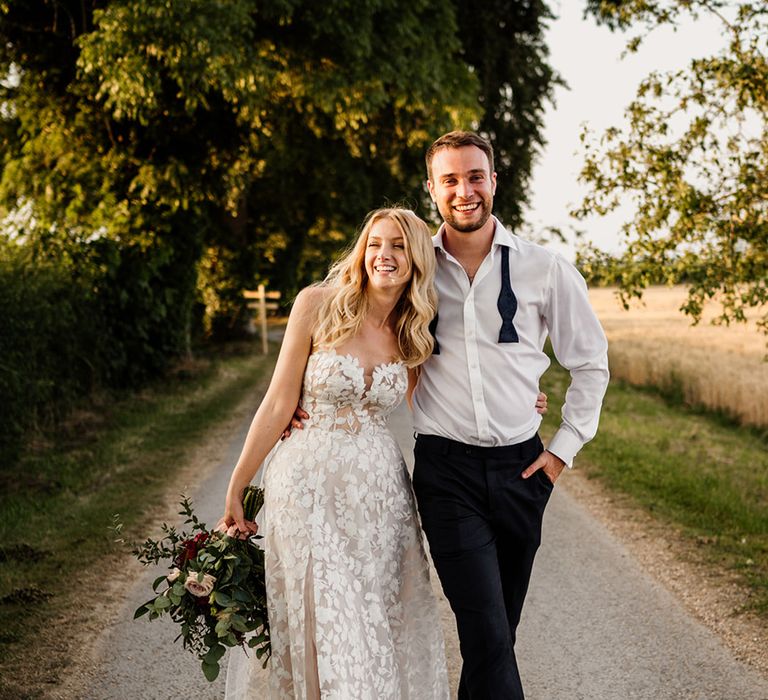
590, 286, 768, 428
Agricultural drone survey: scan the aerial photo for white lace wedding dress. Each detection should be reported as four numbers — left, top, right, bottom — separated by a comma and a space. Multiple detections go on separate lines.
226, 348, 448, 699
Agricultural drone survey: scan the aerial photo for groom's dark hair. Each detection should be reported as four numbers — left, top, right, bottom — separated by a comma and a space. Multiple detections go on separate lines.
425, 131, 495, 182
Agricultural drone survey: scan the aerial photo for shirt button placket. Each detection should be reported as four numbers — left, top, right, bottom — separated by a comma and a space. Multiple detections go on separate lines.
464, 291, 490, 442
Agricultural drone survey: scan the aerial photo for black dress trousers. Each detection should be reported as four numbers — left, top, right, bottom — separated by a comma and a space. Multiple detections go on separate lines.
412, 433, 553, 700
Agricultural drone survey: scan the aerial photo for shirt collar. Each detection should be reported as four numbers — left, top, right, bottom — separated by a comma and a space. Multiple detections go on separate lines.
433, 215, 518, 253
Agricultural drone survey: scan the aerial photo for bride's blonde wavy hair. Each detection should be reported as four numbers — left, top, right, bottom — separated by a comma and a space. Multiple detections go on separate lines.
312, 207, 437, 368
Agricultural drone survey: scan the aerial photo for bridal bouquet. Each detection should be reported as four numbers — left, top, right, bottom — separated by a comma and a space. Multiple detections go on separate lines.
127, 487, 270, 681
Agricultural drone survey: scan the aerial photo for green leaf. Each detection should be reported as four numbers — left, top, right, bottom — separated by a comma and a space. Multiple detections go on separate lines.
215, 618, 231, 637
201, 660, 220, 682
214, 591, 234, 607
250, 630, 267, 645
232, 589, 249, 603
134, 602, 152, 619
155, 595, 172, 610
230, 614, 248, 632
203, 643, 227, 665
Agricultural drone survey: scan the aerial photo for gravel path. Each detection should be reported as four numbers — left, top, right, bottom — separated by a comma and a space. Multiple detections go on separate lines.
79, 401, 768, 700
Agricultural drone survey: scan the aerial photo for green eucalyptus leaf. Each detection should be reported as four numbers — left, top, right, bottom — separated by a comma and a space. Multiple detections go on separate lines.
215, 618, 231, 637
215, 591, 234, 607
154, 595, 172, 610
210, 643, 227, 662
134, 603, 152, 619
201, 660, 220, 682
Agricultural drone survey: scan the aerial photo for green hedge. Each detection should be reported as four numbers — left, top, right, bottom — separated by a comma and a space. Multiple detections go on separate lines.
0, 234, 201, 462
0, 252, 104, 459
88, 234, 200, 386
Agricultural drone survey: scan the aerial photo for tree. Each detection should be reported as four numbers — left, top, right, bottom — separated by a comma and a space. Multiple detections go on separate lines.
0, 0, 478, 356
455, 0, 561, 230
229, 0, 560, 301
1, 0, 560, 352
576, 1, 768, 337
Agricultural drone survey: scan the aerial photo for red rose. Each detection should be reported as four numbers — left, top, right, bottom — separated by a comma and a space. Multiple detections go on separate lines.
177, 532, 210, 566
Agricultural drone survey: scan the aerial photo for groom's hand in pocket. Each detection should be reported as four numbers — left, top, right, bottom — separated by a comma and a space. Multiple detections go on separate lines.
522, 450, 565, 485
281, 404, 310, 440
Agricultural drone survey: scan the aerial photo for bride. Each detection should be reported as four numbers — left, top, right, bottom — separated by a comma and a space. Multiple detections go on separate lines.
219, 207, 449, 698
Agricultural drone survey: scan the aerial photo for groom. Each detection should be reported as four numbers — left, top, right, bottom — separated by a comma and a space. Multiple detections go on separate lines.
412, 130, 609, 699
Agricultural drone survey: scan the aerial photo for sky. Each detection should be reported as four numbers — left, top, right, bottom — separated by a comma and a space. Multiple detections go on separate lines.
525, 2, 727, 260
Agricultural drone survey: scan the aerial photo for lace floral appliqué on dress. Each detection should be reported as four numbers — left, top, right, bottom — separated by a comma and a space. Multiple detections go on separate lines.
227, 349, 448, 699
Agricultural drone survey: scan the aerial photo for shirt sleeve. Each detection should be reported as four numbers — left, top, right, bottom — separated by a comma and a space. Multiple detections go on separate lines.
543, 255, 610, 467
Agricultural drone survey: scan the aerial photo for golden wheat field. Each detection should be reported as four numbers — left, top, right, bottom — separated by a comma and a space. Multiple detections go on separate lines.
589, 286, 768, 428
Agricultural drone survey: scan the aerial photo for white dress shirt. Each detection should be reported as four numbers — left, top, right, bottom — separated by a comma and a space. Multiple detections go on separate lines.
412, 217, 610, 466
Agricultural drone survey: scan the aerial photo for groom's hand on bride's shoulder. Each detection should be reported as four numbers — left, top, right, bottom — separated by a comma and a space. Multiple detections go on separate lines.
281, 404, 310, 440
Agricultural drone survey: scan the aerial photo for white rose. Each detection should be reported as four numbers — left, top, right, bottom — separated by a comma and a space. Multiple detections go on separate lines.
184, 572, 216, 597
167, 567, 182, 583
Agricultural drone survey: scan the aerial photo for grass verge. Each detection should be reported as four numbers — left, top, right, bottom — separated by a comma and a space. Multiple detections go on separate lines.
540, 359, 768, 616
0, 340, 277, 698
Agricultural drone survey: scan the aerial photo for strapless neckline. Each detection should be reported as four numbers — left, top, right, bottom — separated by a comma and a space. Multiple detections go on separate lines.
312, 348, 404, 390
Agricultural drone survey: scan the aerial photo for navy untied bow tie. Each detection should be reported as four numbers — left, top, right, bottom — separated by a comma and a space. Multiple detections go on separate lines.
431, 245, 519, 355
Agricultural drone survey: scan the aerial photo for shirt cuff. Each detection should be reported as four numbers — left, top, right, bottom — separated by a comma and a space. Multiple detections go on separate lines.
546, 428, 583, 469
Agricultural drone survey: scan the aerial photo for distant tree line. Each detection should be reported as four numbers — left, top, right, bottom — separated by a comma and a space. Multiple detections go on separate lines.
0, 0, 558, 458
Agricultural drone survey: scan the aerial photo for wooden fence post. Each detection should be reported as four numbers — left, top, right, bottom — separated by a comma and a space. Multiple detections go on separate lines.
243, 286, 281, 355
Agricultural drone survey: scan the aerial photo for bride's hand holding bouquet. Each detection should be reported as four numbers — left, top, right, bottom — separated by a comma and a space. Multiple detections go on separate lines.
122, 486, 270, 682
217, 481, 261, 541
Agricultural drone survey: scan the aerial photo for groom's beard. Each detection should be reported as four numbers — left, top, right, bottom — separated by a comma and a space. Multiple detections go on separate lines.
439, 195, 493, 233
